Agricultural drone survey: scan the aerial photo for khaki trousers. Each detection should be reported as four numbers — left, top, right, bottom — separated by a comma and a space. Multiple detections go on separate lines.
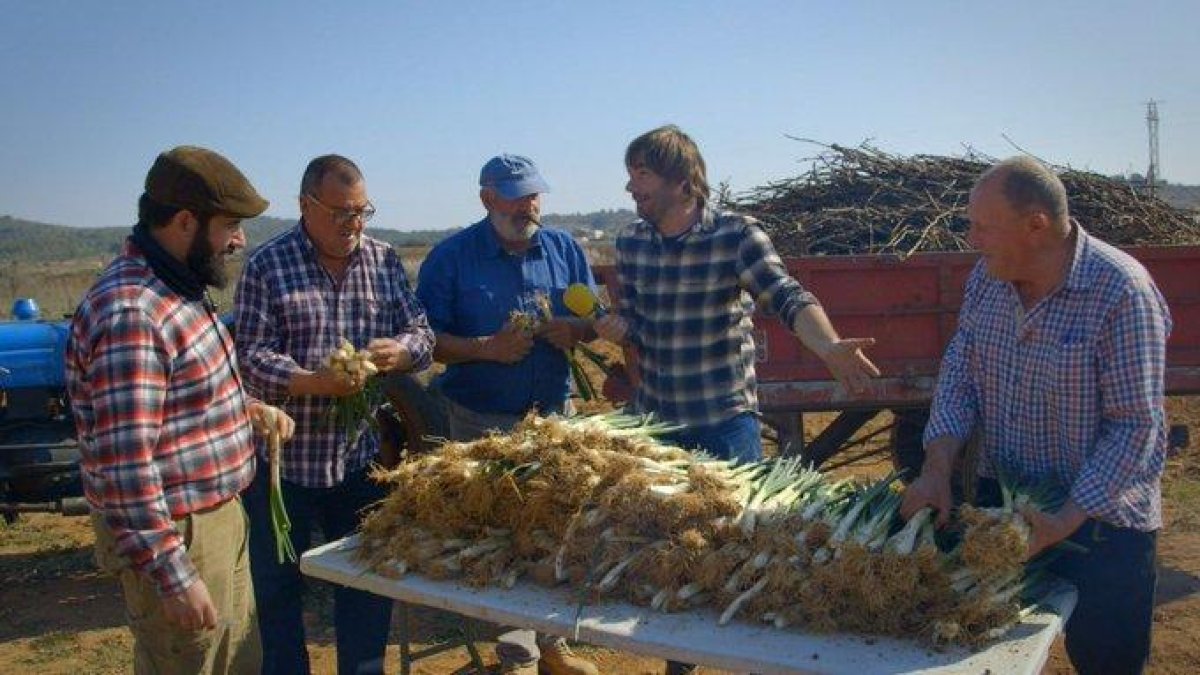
92, 497, 261, 675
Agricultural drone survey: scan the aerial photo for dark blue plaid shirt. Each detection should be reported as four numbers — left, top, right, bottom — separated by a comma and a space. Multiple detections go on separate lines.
926, 226, 1171, 530
234, 223, 434, 487
614, 208, 818, 427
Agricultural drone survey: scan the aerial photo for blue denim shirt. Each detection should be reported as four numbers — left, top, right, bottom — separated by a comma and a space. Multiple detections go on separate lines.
417, 218, 597, 415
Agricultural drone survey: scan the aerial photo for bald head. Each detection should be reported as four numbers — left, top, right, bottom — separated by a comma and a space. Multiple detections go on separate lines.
975, 157, 1070, 234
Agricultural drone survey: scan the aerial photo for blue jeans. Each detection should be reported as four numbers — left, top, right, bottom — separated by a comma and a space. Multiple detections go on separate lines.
663, 413, 761, 675
244, 466, 392, 675
662, 412, 762, 464
976, 478, 1156, 675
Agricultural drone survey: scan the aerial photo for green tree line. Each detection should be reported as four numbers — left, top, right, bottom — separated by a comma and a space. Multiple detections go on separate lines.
0, 210, 636, 263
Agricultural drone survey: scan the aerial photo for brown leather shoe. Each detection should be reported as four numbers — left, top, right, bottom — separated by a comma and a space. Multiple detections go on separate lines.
538, 638, 599, 675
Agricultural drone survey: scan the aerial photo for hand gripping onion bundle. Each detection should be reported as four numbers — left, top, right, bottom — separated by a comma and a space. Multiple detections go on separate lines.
324, 337, 381, 449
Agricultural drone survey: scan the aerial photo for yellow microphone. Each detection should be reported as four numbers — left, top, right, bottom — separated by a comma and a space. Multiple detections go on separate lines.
563, 283, 608, 318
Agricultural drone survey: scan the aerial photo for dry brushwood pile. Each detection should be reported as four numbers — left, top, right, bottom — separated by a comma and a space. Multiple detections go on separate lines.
725, 142, 1200, 257
357, 413, 1048, 648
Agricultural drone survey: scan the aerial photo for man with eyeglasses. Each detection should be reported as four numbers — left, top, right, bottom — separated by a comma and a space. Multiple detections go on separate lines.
234, 154, 435, 674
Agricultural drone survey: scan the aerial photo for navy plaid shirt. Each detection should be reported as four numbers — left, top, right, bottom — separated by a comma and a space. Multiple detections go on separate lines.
925, 226, 1171, 530
234, 223, 434, 487
614, 208, 818, 427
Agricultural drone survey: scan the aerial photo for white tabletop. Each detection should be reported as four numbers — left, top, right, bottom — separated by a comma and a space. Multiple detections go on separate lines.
301, 535, 1075, 675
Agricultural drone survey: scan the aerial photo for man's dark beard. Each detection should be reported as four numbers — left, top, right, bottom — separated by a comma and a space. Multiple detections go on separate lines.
186, 222, 229, 289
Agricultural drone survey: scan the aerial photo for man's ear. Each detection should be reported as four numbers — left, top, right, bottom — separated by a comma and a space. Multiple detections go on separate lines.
167, 209, 198, 235
1026, 209, 1052, 235
480, 188, 495, 211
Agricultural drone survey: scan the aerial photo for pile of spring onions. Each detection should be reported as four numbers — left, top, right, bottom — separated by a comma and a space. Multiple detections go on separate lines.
324, 337, 381, 450
357, 412, 1055, 648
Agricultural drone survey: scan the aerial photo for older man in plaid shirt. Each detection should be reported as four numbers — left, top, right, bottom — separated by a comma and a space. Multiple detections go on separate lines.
901, 157, 1171, 675
234, 154, 434, 674
68, 146, 293, 674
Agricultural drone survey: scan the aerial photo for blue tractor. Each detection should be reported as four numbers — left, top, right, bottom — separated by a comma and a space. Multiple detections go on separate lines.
0, 299, 87, 521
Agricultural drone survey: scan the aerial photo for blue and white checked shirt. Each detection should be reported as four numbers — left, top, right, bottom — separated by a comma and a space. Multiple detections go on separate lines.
234, 223, 434, 487
925, 226, 1171, 530
614, 208, 818, 427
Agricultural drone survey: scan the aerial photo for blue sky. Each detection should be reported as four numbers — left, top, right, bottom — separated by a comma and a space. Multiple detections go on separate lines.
2, 1, 1197, 230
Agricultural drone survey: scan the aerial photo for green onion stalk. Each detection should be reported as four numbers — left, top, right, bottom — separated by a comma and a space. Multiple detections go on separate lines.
262, 408, 297, 564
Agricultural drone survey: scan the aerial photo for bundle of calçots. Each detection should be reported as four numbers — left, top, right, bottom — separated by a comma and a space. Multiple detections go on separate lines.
324, 337, 381, 449
356, 413, 1058, 648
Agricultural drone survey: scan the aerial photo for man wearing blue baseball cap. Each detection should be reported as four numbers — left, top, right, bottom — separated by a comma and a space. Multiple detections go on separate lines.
416, 154, 600, 674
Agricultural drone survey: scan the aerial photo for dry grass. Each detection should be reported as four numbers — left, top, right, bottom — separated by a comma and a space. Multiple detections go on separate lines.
0, 243, 611, 320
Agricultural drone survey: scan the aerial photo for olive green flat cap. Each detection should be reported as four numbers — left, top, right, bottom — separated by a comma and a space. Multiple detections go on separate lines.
145, 145, 269, 218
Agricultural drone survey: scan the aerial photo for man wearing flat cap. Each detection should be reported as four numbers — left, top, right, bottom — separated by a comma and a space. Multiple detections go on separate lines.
234, 154, 435, 674
415, 154, 599, 675
67, 146, 294, 674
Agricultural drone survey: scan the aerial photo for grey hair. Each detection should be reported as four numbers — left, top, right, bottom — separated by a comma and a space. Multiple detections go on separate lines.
300, 155, 363, 197
979, 156, 1069, 223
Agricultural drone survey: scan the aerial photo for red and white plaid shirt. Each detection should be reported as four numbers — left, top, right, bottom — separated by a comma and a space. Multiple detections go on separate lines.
67, 241, 255, 596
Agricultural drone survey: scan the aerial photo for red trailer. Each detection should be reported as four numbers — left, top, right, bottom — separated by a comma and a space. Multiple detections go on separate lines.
592, 245, 1200, 469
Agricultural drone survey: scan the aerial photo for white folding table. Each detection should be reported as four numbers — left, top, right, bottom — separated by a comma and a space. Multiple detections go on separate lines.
301, 535, 1075, 674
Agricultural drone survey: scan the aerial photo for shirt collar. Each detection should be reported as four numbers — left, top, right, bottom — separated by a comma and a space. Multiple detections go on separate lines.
1061, 219, 1092, 292
633, 204, 718, 242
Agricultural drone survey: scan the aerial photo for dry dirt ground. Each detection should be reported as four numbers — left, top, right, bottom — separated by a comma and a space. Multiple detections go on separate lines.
2, 399, 1198, 674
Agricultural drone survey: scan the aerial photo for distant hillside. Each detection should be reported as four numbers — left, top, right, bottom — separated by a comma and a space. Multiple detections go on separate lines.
0, 209, 636, 263
1159, 183, 1200, 211
0, 217, 129, 261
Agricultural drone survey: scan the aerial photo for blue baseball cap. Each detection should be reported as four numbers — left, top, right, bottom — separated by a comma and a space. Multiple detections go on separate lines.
479, 154, 550, 199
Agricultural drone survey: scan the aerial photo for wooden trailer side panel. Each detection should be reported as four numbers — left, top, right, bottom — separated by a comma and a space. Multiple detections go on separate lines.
593, 245, 1200, 412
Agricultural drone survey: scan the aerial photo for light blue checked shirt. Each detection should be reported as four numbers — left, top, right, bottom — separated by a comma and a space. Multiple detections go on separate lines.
234, 223, 434, 487
614, 208, 818, 427
925, 225, 1171, 530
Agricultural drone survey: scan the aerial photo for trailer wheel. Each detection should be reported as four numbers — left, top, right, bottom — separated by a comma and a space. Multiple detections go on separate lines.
890, 408, 929, 482
378, 372, 449, 467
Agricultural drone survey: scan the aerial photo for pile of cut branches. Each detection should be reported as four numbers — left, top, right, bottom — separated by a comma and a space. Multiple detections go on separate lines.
724, 141, 1200, 257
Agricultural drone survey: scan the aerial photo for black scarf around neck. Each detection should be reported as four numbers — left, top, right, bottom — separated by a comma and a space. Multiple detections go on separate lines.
130, 225, 207, 303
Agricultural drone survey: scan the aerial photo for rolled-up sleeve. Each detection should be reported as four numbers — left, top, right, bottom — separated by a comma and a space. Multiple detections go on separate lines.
389, 251, 434, 371
736, 223, 818, 329
924, 271, 982, 446
233, 256, 298, 401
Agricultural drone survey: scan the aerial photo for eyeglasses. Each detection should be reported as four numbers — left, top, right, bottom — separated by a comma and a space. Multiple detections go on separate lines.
304, 194, 376, 226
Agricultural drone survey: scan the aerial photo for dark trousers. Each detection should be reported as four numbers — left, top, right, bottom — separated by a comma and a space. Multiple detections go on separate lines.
976, 478, 1157, 675
662, 412, 763, 464
244, 465, 393, 675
